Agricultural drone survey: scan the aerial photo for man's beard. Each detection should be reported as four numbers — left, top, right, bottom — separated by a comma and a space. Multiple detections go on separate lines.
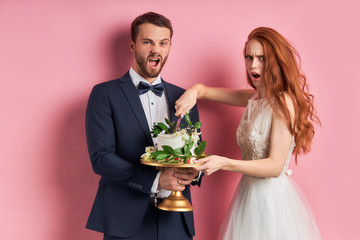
135, 53, 168, 79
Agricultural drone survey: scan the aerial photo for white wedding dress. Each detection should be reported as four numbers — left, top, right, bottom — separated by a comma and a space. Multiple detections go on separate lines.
219, 96, 321, 240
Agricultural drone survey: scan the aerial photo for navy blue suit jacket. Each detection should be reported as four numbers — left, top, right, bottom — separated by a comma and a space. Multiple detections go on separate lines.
85, 72, 200, 238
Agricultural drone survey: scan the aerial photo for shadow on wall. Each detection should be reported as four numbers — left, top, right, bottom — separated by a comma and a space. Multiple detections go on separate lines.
54, 98, 100, 240
106, 28, 133, 80
53, 29, 132, 240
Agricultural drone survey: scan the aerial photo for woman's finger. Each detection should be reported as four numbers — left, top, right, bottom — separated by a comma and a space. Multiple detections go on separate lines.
175, 105, 190, 117
194, 157, 209, 164
195, 164, 208, 172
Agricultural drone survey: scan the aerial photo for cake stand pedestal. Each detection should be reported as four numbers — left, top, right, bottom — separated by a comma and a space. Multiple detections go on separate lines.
141, 160, 201, 212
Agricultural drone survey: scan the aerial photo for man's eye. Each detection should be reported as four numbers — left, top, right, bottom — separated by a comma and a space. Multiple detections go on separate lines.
160, 42, 167, 46
245, 56, 252, 60
144, 41, 150, 45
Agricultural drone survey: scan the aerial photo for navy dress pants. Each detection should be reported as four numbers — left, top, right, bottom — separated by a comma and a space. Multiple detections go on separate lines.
103, 204, 193, 240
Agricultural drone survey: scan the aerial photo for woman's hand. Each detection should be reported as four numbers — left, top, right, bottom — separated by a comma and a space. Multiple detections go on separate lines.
175, 84, 203, 117
194, 155, 228, 175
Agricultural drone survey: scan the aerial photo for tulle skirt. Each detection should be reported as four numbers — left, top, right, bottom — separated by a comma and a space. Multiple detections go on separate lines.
219, 175, 321, 240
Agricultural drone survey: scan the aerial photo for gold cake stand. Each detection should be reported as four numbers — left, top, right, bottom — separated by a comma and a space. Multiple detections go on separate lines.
141, 160, 202, 212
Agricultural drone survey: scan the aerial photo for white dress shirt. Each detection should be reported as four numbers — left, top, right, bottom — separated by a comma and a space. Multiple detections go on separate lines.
129, 67, 171, 198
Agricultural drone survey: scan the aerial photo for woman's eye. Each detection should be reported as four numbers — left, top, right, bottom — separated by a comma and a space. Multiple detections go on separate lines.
260, 56, 264, 61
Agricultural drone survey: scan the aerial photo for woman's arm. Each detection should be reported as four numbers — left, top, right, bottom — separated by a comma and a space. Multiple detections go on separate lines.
195, 95, 295, 178
175, 83, 255, 117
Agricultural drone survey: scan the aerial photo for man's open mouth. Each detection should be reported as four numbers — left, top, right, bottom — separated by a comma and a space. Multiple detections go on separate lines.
149, 57, 160, 68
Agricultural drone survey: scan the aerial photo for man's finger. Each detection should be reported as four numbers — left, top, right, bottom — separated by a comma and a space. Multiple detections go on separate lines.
177, 180, 190, 185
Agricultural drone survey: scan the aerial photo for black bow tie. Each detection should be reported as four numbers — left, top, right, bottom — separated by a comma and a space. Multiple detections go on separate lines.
138, 81, 164, 97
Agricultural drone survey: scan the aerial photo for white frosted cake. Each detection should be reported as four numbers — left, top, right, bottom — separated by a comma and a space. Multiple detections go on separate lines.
157, 133, 186, 150
141, 114, 204, 163
157, 130, 198, 155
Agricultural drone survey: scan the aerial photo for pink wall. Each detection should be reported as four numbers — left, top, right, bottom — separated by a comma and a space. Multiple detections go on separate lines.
1, 0, 359, 239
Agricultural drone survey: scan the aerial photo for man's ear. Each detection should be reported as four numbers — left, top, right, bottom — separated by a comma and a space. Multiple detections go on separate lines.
129, 39, 135, 52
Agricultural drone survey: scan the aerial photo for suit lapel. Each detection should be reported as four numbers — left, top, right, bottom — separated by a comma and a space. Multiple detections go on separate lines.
119, 72, 153, 144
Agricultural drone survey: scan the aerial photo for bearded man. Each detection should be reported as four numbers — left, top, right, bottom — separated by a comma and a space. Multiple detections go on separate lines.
85, 12, 201, 240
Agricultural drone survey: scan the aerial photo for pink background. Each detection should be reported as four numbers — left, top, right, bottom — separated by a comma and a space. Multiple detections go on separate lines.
1, 0, 359, 239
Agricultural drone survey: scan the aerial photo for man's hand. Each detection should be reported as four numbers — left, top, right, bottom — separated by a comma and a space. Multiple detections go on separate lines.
158, 168, 199, 191
173, 168, 199, 185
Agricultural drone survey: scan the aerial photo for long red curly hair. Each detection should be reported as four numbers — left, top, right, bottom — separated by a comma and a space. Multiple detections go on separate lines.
244, 27, 320, 162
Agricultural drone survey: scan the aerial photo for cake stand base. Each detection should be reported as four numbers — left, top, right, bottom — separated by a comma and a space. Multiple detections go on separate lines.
158, 191, 193, 212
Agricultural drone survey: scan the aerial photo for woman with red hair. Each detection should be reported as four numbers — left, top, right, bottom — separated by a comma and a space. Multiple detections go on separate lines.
175, 27, 321, 239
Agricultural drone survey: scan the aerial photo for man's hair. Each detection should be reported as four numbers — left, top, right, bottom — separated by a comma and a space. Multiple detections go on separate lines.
131, 12, 173, 42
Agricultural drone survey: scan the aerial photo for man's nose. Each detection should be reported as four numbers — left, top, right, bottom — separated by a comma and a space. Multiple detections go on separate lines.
150, 44, 161, 54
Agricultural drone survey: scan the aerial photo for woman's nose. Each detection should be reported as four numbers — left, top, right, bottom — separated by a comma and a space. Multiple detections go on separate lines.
251, 59, 258, 69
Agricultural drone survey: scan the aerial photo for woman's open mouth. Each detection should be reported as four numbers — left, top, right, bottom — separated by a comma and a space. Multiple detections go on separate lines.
251, 72, 261, 79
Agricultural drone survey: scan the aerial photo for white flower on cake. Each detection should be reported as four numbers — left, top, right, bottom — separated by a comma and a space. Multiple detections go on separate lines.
141, 113, 206, 164
141, 146, 156, 161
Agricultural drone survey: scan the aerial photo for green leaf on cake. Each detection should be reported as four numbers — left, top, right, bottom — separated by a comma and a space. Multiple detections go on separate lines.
194, 122, 202, 129
152, 128, 162, 138
187, 142, 194, 151
161, 145, 175, 155
166, 157, 182, 163
157, 123, 168, 131
167, 156, 178, 161
165, 118, 171, 125
185, 114, 192, 126
195, 141, 206, 157
156, 154, 170, 160
151, 150, 167, 158
183, 137, 191, 154
184, 144, 188, 154
174, 147, 184, 155
184, 153, 192, 163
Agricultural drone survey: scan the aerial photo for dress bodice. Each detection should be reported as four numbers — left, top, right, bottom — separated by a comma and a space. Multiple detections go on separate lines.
236, 96, 295, 176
